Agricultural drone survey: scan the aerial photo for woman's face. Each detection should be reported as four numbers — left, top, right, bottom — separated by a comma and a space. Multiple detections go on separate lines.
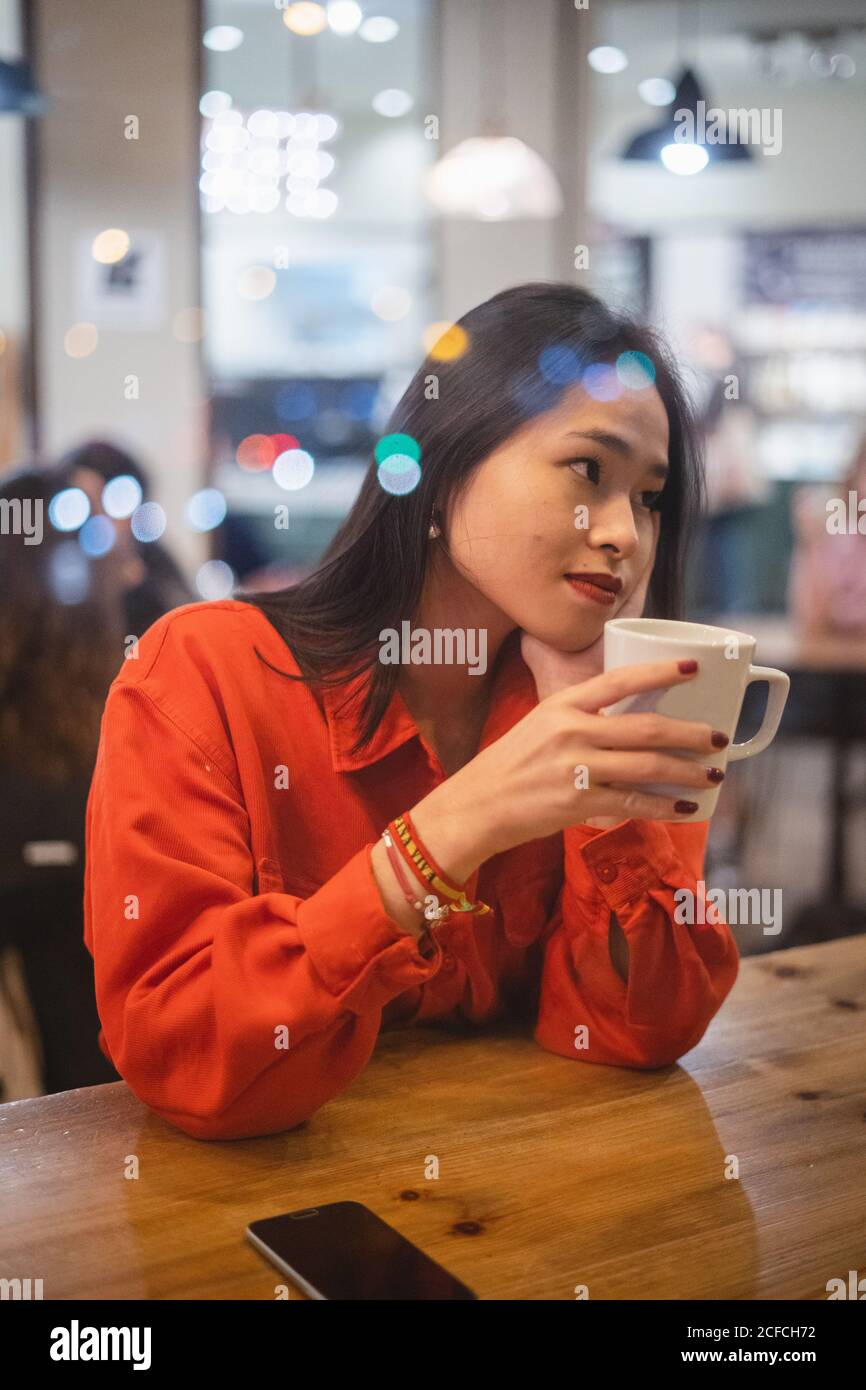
443, 381, 670, 651
72, 466, 146, 590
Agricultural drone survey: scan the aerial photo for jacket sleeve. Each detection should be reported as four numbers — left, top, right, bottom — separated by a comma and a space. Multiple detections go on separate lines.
533, 819, 739, 1069
84, 682, 442, 1141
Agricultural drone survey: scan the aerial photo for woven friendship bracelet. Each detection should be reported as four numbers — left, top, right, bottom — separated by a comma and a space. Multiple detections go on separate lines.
391, 812, 492, 916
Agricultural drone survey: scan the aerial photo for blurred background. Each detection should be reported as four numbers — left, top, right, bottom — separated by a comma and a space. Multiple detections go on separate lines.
1, 0, 864, 1099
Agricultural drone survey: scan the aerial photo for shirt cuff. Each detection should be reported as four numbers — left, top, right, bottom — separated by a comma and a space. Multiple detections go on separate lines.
296, 842, 443, 1001
569, 820, 682, 920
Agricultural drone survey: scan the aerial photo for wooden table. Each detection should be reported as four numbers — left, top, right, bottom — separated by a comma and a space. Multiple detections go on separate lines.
1, 936, 864, 1301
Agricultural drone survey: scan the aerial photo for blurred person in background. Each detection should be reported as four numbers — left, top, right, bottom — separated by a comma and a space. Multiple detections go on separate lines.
0, 441, 193, 1095
689, 326, 768, 619
0, 463, 130, 1093
57, 437, 195, 634
788, 433, 866, 637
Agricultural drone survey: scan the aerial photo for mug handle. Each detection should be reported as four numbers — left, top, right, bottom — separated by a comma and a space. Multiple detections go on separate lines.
727, 665, 790, 762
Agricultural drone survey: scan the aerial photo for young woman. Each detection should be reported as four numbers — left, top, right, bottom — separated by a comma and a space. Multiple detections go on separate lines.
84, 282, 739, 1141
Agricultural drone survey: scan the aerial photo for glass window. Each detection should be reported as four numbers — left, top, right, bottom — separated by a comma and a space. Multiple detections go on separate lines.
199, 0, 437, 586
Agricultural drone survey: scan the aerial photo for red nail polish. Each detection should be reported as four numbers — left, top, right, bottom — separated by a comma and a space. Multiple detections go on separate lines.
678, 659, 698, 673
675, 800, 699, 813
711, 730, 729, 748
707, 768, 725, 783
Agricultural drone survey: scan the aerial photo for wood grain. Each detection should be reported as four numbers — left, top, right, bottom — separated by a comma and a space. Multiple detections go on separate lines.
0, 936, 864, 1300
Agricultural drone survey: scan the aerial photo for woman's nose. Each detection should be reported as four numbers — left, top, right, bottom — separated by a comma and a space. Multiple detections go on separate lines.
585, 497, 640, 557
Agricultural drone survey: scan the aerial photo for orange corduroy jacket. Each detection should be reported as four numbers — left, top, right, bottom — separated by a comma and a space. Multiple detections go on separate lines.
83, 599, 739, 1140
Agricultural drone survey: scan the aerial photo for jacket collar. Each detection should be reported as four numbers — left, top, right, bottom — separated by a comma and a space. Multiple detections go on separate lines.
320, 627, 538, 772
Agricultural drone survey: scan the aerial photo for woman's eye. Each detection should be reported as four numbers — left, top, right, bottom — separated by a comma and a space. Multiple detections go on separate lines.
639, 490, 665, 510
568, 458, 600, 484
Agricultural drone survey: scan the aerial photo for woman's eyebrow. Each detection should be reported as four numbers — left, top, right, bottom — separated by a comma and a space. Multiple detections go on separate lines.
562, 429, 670, 479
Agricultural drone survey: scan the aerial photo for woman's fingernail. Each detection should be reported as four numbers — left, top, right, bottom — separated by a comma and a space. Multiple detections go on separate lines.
675, 800, 699, 813
678, 659, 698, 673
707, 767, 725, 783
711, 730, 729, 748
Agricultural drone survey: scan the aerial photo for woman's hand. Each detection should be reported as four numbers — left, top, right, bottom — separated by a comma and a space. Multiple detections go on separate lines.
519, 529, 660, 828
441, 658, 726, 859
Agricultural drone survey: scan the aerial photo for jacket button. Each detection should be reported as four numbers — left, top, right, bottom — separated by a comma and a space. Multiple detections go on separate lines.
596, 861, 618, 883
441, 951, 457, 972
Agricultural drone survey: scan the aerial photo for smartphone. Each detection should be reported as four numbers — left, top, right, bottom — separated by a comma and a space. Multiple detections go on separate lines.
246, 1201, 478, 1300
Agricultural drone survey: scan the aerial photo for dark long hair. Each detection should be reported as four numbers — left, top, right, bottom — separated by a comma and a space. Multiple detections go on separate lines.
0, 464, 127, 780
242, 281, 705, 755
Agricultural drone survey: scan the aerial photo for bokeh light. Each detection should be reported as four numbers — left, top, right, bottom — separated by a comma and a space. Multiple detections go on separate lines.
199, 90, 232, 118
238, 266, 277, 301
131, 501, 167, 542
273, 448, 315, 490
423, 321, 469, 361
236, 434, 275, 471
270, 432, 301, 456
326, 1, 362, 35
91, 228, 130, 264
64, 323, 98, 358
638, 77, 676, 106
203, 25, 244, 52
48, 487, 91, 532
79, 514, 116, 557
359, 15, 399, 43
376, 456, 421, 495
616, 350, 656, 390
588, 46, 628, 74
582, 363, 622, 401
101, 474, 143, 518
186, 488, 228, 532
538, 344, 583, 385
372, 89, 414, 118
283, 3, 327, 36
375, 432, 421, 465
660, 143, 709, 175
196, 560, 235, 600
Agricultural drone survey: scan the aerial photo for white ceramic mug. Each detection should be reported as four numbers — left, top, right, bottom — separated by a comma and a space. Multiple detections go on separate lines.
602, 618, 791, 822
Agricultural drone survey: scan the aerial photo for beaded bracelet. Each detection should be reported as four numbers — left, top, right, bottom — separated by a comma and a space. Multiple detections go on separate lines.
382, 827, 450, 923
381, 828, 444, 961
389, 811, 492, 916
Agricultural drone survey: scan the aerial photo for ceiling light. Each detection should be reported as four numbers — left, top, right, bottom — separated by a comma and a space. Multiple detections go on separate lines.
622, 68, 751, 169
326, 1, 362, 34
588, 46, 628, 75
660, 143, 709, 175
638, 77, 676, 106
203, 26, 244, 52
372, 88, 413, 117
283, 3, 327, 36
359, 16, 400, 43
426, 136, 563, 219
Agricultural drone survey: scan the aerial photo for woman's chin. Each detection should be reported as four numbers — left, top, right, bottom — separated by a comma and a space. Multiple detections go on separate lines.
522, 614, 604, 653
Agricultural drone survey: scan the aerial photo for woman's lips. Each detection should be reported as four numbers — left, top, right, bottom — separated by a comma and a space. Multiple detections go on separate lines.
564, 575, 620, 606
